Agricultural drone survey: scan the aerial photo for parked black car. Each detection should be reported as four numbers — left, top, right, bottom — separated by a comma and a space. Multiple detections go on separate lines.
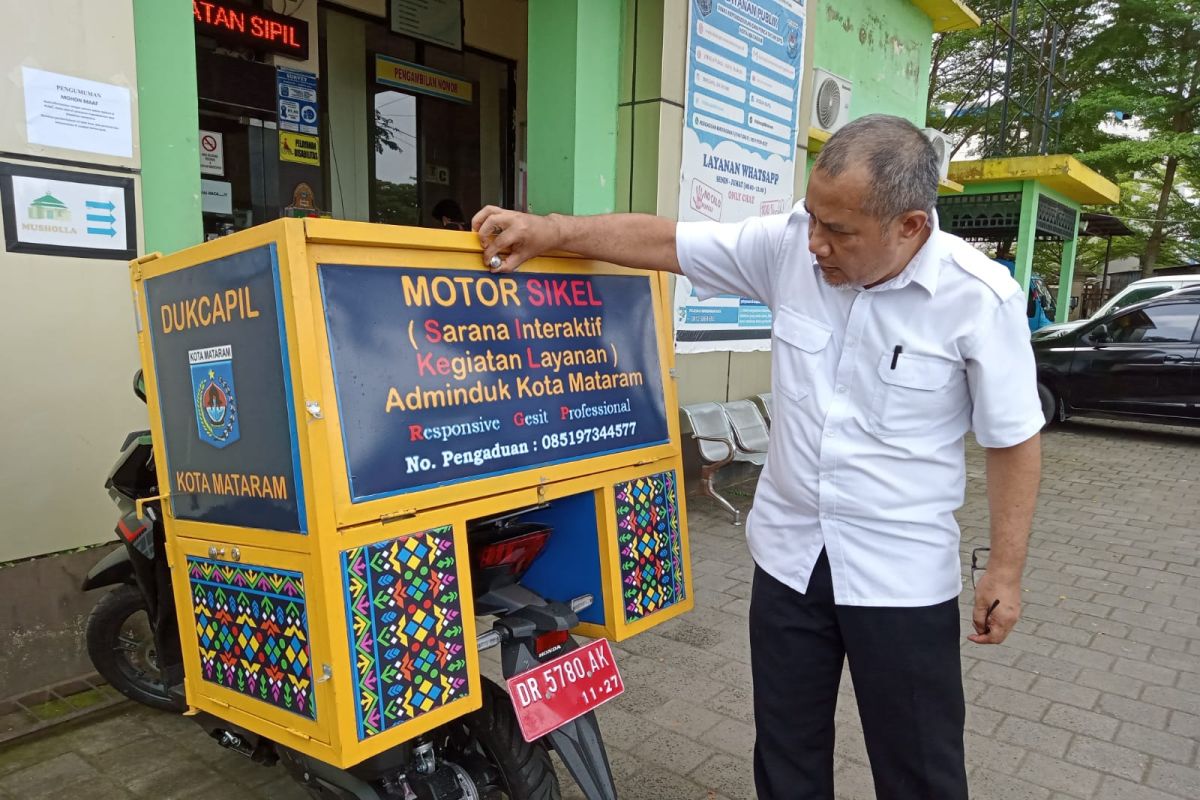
1032, 287, 1200, 427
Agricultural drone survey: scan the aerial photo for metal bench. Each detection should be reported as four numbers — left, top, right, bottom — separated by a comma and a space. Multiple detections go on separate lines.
754, 392, 774, 426
680, 402, 740, 524
681, 401, 770, 525
722, 400, 769, 467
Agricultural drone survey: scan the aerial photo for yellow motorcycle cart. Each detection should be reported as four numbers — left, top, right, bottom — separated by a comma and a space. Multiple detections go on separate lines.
129, 219, 693, 799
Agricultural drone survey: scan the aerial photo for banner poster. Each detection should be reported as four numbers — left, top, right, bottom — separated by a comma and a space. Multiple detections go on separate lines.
675, 0, 805, 353
319, 266, 671, 501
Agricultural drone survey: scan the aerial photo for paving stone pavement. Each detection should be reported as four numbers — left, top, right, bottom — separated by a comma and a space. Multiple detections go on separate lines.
1, 418, 1198, 799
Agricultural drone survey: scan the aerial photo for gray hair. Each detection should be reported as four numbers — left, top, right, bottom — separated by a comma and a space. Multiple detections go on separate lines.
812, 114, 940, 222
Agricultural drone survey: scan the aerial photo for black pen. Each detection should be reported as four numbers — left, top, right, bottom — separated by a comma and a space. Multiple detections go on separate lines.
983, 598, 1000, 634
890, 345, 902, 370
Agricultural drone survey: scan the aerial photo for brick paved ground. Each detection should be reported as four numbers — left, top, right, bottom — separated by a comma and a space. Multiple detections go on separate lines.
1, 418, 1198, 799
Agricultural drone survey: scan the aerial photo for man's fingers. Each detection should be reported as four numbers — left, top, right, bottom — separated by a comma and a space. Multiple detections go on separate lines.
489, 252, 530, 273
968, 623, 1011, 645
971, 600, 990, 635
471, 205, 503, 233
482, 227, 521, 264
968, 603, 1019, 645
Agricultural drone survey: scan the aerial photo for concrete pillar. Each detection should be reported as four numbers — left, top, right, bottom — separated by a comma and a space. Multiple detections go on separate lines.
1013, 180, 1040, 299
526, 0, 623, 215
1056, 208, 1081, 323
132, 0, 202, 253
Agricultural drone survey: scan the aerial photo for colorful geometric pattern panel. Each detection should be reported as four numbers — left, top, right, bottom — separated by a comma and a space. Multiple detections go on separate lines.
341, 527, 470, 741
615, 470, 686, 623
187, 558, 316, 719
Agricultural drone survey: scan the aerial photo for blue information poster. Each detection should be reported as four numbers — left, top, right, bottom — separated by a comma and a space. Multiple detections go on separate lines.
144, 245, 306, 532
277, 67, 319, 136
319, 265, 671, 501
674, 0, 806, 353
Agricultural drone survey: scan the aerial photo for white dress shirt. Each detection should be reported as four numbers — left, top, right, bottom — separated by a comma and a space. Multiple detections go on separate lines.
676, 204, 1043, 606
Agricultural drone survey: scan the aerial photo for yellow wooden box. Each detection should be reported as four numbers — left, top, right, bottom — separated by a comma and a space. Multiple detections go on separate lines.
130, 219, 693, 768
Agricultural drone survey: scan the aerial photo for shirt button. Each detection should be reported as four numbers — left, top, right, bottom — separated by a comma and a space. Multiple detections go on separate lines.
824, 429, 835, 438
821, 512, 833, 520
836, 385, 847, 394
822, 473, 833, 480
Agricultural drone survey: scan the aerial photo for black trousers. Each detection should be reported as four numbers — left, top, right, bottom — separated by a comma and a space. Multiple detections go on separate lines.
749, 550, 968, 800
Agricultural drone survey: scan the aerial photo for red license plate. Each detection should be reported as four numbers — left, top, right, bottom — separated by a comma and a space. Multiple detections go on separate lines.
506, 638, 624, 742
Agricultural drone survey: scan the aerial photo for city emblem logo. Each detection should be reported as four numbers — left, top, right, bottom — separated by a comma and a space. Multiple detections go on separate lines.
695, 0, 713, 17
189, 345, 240, 448
786, 20, 801, 60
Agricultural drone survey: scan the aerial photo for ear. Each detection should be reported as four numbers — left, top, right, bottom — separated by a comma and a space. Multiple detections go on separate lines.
895, 210, 929, 241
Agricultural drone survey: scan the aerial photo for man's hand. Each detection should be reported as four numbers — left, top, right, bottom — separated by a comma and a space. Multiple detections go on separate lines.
968, 571, 1021, 644
472, 206, 562, 273
471, 207, 682, 275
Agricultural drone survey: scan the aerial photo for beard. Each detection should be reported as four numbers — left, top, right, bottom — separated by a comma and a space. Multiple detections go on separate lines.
817, 264, 857, 290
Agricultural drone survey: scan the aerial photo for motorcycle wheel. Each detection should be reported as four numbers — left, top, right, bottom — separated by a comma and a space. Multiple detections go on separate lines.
441, 678, 561, 800
86, 584, 182, 712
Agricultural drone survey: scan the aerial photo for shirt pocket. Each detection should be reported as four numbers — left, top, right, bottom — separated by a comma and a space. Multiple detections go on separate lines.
772, 306, 831, 403
870, 352, 961, 436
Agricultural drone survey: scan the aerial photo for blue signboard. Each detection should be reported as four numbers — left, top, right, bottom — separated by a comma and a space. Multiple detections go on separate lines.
318, 265, 671, 501
144, 245, 306, 532
277, 68, 319, 136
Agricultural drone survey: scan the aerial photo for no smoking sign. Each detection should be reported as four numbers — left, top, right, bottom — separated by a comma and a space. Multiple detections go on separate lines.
199, 129, 225, 176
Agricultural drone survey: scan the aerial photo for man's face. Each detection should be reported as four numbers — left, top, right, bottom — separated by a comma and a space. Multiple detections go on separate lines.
805, 166, 927, 288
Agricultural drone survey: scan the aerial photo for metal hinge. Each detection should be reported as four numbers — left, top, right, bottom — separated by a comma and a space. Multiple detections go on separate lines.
284, 727, 313, 742
131, 251, 162, 280
380, 508, 418, 524
669, 368, 679, 379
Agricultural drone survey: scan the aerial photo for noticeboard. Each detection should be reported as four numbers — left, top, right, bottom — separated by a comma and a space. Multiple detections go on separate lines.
318, 264, 670, 501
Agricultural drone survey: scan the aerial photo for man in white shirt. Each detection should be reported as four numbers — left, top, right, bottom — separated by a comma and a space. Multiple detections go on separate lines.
473, 114, 1043, 799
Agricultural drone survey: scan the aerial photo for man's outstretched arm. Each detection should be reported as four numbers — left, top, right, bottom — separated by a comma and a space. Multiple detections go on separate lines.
471, 206, 681, 274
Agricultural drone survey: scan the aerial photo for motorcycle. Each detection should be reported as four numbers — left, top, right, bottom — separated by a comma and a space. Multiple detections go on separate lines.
84, 371, 619, 800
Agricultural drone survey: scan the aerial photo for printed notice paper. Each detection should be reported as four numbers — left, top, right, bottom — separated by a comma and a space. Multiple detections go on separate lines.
23, 67, 133, 158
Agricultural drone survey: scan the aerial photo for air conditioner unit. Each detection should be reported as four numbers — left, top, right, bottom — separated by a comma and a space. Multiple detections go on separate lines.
923, 127, 954, 180
810, 69, 852, 135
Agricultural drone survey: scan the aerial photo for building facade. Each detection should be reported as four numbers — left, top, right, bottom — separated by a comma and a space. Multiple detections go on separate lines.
0, 0, 978, 697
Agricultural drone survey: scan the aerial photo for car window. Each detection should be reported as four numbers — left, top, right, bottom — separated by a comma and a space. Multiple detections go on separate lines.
1107, 303, 1200, 344
1100, 285, 1174, 316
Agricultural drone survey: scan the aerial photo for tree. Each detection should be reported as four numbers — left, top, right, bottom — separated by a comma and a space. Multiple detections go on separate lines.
1072, 0, 1200, 277
928, 0, 1200, 279
373, 179, 419, 225
927, 0, 1100, 158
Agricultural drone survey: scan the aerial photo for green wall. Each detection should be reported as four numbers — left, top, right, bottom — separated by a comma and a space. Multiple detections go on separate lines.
810, 0, 934, 125
527, 0, 622, 215
132, 0, 202, 254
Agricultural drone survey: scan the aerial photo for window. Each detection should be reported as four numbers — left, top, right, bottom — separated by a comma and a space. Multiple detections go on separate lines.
1097, 285, 1173, 317
365, 22, 514, 228
373, 90, 420, 225
1108, 303, 1200, 344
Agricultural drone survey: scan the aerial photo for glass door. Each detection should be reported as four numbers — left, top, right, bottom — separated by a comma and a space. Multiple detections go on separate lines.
371, 90, 420, 225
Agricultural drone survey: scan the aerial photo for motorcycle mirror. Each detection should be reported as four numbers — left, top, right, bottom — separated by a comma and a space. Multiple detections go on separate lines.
133, 369, 147, 403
